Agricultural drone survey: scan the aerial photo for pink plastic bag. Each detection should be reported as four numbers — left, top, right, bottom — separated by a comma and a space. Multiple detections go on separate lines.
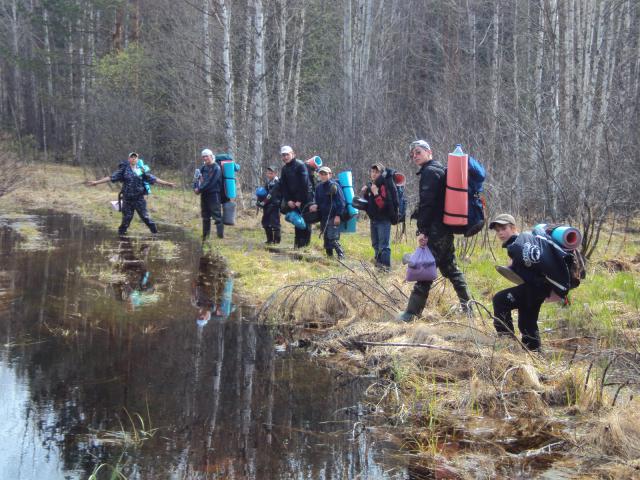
405, 246, 437, 282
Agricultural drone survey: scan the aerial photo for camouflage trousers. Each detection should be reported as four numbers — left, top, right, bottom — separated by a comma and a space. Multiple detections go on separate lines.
119, 196, 157, 235
405, 230, 470, 315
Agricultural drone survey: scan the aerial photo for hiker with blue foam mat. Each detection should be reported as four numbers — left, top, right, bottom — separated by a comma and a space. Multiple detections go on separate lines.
87, 152, 176, 235
490, 214, 552, 351
278, 145, 314, 248
194, 148, 225, 241
309, 166, 346, 259
397, 140, 471, 322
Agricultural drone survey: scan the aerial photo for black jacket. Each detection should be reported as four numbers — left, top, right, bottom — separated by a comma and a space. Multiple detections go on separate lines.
111, 161, 157, 200
279, 159, 313, 205
415, 160, 446, 235
363, 176, 392, 222
195, 162, 223, 197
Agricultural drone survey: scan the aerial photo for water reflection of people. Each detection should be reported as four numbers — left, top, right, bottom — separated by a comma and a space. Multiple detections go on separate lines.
191, 254, 235, 327
111, 236, 158, 311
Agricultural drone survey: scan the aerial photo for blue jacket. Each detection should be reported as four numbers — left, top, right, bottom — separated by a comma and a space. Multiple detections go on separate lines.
315, 179, 345, 221
280, 159, 313, 205
194, 162, 222, 197
111, 161, 157, 200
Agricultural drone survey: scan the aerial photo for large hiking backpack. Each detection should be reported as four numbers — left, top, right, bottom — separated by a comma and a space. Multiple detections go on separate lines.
445, 152, 486, 237
533, 224, 587, 290
382, 168, 406, 226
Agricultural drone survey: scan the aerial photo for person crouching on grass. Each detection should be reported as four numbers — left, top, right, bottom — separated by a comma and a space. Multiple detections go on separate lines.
309, 166, 345, 259
87, 152, 176, 236
490, 213, 551, 351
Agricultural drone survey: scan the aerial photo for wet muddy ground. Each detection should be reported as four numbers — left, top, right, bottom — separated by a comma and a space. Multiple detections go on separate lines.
0, 212, 408, 479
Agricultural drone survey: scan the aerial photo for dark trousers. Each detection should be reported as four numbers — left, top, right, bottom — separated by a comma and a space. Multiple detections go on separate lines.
119, 196, 157, 235
405, 230, 470, 316
201, 193, 223, 239
262, 206, 281, 243
492, 283, 549, 351
321, 220, 344, 258
294, 226, 311, 248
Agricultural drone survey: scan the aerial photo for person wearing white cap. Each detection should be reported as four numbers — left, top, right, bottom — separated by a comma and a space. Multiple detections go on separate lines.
193, 148, 224, 241
397, 140, 471, 322
87, 151, 176, 235
278, 145, 314, 248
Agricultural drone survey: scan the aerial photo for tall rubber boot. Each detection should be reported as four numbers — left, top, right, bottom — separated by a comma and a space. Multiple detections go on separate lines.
264, 227, 272, 244
397, 281, 431, 322
273, 228, 281, 244
202, 218, 211, 241
335, 242, 345, 260
216, 223, 224, 239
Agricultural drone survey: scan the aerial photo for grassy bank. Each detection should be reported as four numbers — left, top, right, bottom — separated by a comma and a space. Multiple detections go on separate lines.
2, 160, 640, 477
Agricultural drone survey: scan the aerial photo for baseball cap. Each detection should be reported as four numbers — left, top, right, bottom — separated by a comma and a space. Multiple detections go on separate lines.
489, 213, 516, 229
266, 165, 278, 172
201, 148, 213, 157
280, 145, 293, 155
409, 140, 431, 152
318, 166, 332, 174
128, 152, 138, 158
370, 162, 385, 172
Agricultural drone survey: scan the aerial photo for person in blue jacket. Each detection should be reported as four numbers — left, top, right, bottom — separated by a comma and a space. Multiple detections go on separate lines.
279, 145, 314, 248
87, 152, 175, 235
194, 148, 224, 241
310, 166, 345, 259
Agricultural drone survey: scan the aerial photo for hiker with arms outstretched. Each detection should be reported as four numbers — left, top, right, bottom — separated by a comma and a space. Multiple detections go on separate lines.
87, 152, 175, 235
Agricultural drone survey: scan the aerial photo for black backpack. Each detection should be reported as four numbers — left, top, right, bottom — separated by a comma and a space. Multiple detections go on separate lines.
382, 168, 405, 226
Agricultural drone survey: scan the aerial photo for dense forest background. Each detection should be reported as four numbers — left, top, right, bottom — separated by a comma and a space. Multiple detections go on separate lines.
1, 0, 639, 233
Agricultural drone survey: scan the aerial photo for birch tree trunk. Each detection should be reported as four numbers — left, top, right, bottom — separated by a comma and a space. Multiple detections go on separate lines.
202, 0, 215, 132
489, 0, 500, 163
218, 0, 236, 154
251, 0, 266, 183
276, 0, 287, 142
10, 0, 24, 133
343, 0, 354, 161
290, 2, 305, 140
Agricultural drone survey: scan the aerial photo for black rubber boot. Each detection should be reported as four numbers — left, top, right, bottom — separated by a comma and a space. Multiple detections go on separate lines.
273, 228, 281, 244
202, 218, 211, 241
264, 228, 272, 244
216, 223, 224, 239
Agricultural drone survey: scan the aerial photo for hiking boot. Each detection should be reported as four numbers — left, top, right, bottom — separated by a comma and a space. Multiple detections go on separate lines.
397, 311, 416, 323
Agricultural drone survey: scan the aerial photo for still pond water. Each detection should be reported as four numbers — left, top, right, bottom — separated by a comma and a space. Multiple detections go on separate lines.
0, 212, 408, 479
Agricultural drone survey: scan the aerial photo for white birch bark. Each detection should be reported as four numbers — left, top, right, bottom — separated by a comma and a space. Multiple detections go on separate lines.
276, 0, 287, 141
343, 0, 354, 161
489, 0, 500, 160
252, 0, 265, 184
10, 0, 24, 131
290, 2, 305, 140
202, 0, 215, 132
218, 0, 236, 155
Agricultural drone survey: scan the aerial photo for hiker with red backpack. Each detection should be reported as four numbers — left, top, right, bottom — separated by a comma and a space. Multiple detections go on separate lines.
397, 140, 471, 322
360, 163, 393, 270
